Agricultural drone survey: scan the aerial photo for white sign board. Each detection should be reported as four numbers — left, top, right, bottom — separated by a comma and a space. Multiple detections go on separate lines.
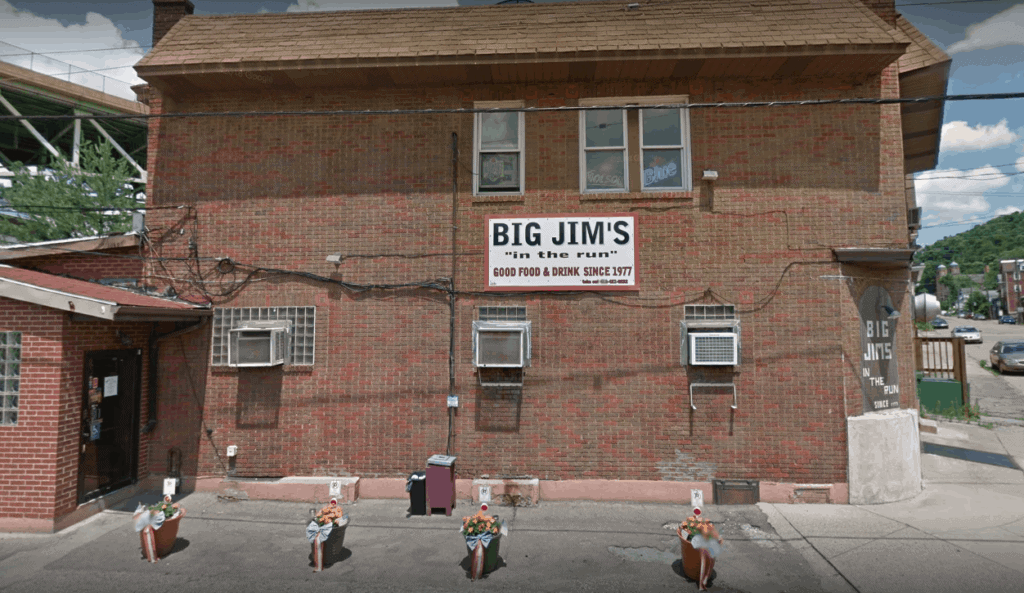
486, 214, 637, 291
163, 478, 178, 496
103, 375, 118, 397
691, 489, 704, 508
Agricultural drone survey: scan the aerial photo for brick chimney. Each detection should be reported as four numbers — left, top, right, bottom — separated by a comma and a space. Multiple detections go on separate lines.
153, 0, 195, 47
860, 0, 896, 26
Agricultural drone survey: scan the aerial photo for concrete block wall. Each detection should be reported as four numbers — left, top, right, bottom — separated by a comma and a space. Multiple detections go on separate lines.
140, 71, 914, 493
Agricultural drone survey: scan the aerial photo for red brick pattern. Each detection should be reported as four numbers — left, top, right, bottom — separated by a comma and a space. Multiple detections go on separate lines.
139, 66, 915, 489
0, 300, 151, 523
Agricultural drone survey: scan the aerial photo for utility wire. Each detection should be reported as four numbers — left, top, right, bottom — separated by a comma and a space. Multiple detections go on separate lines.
2, 92, 1022, 122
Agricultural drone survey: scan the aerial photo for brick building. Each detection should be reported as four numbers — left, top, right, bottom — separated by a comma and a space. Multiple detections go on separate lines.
998, 259, 1024, 321
2, 0, 953, 532
0, 234, 209, 532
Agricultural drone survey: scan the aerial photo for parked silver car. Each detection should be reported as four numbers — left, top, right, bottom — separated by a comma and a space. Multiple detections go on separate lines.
989, 340, 1024, 373
952, 326, 982, 344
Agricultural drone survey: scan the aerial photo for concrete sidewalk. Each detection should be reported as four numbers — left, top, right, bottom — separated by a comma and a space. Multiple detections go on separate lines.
2, 419, 1022, 593
763, 419, 1024, 593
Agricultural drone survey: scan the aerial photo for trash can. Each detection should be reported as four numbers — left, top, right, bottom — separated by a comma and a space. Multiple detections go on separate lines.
917, 376, 965, 416
407, 471, 426, 516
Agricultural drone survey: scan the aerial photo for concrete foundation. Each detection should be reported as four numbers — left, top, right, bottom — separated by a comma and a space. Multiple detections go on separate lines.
848, 408, 922, 504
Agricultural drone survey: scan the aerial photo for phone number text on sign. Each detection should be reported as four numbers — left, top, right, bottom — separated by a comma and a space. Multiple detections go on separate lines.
485, 214, 638, 291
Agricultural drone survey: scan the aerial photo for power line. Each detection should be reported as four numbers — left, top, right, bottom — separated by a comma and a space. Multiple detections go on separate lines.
2, 92, 1023, 122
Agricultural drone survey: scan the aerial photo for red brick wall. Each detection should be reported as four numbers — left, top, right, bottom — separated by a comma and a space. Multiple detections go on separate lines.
0, 298, 153, 523
13, 248, 143, 282
142, 71, 913, 485
0, 301, 63, 520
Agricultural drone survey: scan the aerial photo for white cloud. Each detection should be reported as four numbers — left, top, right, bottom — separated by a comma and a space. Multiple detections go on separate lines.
994, 205, 1022, 216
947, 4, 1024, 54
0, 1, 144, 101
939, 120, 1020, 152
915, 164, 1014, 221
285, 0, 458, 11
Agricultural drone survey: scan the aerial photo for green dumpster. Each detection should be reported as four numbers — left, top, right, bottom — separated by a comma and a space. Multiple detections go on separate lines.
916, 376, 968, 416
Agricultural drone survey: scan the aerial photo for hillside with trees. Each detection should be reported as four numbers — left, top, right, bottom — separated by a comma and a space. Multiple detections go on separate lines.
914, 211, 1024, 300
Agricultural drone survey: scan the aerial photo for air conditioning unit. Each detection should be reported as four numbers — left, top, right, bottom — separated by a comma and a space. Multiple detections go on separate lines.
228, 320, 290, 367
907, 207, 922, 230
473, 321, 531, 368
688, 332, 738, 366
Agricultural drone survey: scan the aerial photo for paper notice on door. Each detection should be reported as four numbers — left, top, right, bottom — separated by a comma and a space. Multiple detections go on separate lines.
104, 375, 118, 397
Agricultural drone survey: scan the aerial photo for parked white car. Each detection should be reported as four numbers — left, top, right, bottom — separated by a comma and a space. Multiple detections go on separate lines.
951, 326, 982, 344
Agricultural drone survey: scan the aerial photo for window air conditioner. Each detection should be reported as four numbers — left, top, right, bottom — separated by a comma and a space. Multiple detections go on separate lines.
688, 332, 738, 366
473, 321, 531, 368
907, 207, 922, 230
228, 320, 290, 367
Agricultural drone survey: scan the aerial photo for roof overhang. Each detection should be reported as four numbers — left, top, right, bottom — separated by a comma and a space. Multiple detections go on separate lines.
138, 45, 908, 95
0, 275, 211, 322
0, 233, 140, 262
834, 247, 917, 268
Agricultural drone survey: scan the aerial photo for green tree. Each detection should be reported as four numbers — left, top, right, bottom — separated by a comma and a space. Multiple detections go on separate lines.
965, 290, 990, 317
0, 140, 140, 243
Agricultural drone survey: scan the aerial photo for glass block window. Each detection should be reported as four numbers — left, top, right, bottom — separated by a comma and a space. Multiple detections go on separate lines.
212, 307, 315, 366
0, 332, 21, 426
684, 304, 736, 321
479, 306, 527, 322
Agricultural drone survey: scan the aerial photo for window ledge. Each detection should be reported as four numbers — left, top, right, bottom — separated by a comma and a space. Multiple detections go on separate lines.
471, 193, 526, 204
580, 190, 696, 202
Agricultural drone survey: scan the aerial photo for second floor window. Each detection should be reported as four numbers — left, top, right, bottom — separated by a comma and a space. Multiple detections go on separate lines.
580, 96, 692, 193
474, 101, 525, 195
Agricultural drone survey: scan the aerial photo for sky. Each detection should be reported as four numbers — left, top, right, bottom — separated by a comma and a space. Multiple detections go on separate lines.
1, 0, 1023, 247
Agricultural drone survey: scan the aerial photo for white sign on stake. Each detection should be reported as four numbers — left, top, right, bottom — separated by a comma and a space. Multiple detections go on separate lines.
691, 489, 704, 509
485, 214, 638, 291
163, 478, 177, 496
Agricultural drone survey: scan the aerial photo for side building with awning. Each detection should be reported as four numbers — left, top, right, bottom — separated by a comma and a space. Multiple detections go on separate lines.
0, 236, 209, 533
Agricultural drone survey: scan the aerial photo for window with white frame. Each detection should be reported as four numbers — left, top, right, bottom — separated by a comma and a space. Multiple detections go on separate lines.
474, 101, 525, 195
212, 307, 315, 366
0, 332, 21, 426
580, 96, 691, 193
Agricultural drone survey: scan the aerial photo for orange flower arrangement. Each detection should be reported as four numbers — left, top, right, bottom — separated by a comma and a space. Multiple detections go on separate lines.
461, 509, 502, 537
313, 502, 347, 527
680, 515, 721, 543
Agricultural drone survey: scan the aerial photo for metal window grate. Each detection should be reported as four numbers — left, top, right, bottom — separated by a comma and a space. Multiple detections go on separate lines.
684, 304, 736, 321
690, 333, 738, 365
0, 331, 21, 426
479, 306, 527, 322
212, 307, 315, 366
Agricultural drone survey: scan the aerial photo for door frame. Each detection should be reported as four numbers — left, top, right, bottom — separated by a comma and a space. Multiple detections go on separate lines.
77, 348, 142, 504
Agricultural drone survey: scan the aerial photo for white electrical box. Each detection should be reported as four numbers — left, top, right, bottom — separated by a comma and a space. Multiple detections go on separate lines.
227, 445, 237, 457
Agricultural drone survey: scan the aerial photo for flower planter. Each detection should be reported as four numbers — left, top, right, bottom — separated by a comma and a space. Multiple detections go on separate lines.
151, 511, 184, 558
307, 499, 349, 572
134, 496, 184, 563
677, 527, 715, 590
310, 521, 348, 571
465, 533, 501, 579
